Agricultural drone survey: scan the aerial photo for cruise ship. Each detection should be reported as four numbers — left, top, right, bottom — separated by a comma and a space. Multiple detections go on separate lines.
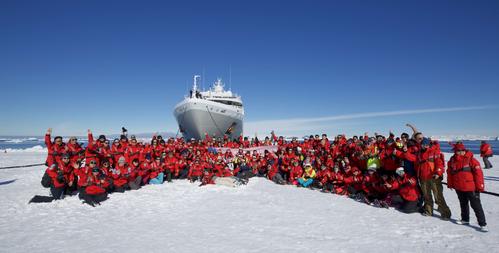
173, 75, 244, 140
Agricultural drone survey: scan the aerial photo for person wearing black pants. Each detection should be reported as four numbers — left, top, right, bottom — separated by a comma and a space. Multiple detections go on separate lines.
447, 144, 488, 232
456, 191, 487, 227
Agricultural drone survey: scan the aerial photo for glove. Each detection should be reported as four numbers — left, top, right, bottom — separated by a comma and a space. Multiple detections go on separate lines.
56, 173, 65, 184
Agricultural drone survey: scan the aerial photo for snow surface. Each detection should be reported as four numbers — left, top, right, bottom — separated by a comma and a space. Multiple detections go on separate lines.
0, 145, 47, 155
0, 152, 498, 253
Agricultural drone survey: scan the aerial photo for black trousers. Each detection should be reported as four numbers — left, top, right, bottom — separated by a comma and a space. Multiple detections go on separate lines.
50, 186, 65, 199
391, 194, 419, 213
483, 156, 493, 169
178, 168, 189, 179
456, 190, 487, 226
164, 170, 172, 182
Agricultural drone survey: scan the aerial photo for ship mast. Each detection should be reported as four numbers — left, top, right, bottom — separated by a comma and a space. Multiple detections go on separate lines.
192, 75, 201, 98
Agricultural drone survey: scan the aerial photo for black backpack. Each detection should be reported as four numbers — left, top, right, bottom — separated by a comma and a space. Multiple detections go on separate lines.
41, 170, 52, 188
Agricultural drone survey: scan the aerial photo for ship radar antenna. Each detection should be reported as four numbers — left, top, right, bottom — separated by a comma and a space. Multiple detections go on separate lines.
192, 75, 201, 94
202, 67, 205, 91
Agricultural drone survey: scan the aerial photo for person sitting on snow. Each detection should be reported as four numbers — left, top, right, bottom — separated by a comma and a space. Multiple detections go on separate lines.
297, 163, 316, 188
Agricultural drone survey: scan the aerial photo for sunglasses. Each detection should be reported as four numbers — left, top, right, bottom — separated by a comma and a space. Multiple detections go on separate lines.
90, 161, 97, 164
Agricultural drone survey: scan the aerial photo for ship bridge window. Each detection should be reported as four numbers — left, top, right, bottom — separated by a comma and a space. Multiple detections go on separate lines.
212, 100, 242, 107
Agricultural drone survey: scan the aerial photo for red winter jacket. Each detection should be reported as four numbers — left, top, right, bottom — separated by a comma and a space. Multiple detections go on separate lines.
46, 162, 75, 188
379, 148, 401, 171
164, 156, 179, 175
111, 164, 130, 187
201, 172, 215, 185
289, 165, 303, 183
267, 164, 279, 180
66, 142, 84, 164
394, 174, 419, 202
344, 170, 364, 191
480, 143, 493, 157
45, 134, 68, 166
188, 163, 204, 178
403, 148, 444, 180
447, 152, 485, 192
149, 161, 163, 179
85, 172, 109, 195
125, 144, 141, 163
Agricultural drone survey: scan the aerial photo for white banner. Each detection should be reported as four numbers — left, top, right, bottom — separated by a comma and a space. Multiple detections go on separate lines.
213, 145, 279, 155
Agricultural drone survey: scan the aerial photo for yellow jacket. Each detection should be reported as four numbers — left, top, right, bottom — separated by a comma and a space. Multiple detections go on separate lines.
302, 167, 316, 180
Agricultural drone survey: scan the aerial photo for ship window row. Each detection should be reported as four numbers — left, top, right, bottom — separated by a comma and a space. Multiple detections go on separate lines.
211, 100, 243, 107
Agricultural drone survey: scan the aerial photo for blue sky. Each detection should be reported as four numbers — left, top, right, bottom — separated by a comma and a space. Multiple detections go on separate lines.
1, 0, 498, 137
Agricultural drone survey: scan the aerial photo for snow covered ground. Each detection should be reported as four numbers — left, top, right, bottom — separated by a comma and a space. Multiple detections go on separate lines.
0, 151, 498, 253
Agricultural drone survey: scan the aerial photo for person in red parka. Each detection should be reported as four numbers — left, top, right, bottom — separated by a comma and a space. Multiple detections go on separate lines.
391, 167, 420, 213
66, 136, 84, 165
164, 151, 178, 182
44, 128, 68, 167
288, 160, 303, 185
200, 168, 215, 186
46, 153, 76, 199
125, 137, 141, 164
447, 143, 487, 231
111, 156, 131, 192
79, 166, 109, 206
267, 164, 286, 184
401, 137, 451, 219
480, 141, 493, 169
188, 159, 204, 182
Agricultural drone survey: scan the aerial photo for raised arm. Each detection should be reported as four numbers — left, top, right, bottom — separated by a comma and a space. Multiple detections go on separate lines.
87, 129, 94, 149
45, 128, 53, 149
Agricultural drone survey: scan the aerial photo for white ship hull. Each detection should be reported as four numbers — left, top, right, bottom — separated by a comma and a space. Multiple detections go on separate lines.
174, 98, 244, 140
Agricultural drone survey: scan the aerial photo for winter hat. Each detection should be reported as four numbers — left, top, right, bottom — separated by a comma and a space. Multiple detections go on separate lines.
421, 137, 431, 146
395, 167, 405, 176
118, 156, 126, 163
98, 135, 106, 141
367, 157, 380, 170
367, 165, 377, 172
454, 143, 466, 152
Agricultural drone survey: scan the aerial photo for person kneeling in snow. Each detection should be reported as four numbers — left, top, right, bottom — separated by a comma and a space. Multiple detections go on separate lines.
46, 153, 76, 199
78, 161, 109, 206
391, 167, 420, 213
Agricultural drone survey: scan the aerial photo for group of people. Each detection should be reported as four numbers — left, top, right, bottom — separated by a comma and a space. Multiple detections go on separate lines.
40, 124, 491, 231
